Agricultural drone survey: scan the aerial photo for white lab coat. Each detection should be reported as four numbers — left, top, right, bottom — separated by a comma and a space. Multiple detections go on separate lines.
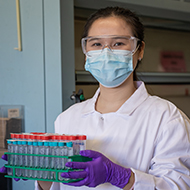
35, 81, 190, 190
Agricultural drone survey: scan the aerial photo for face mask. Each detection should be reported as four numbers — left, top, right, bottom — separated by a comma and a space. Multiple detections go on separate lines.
85, 48, 133, 88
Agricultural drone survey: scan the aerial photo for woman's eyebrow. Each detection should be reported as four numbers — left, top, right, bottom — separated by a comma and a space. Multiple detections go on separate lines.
112, 36, 130, 39
88, 36, 131, 42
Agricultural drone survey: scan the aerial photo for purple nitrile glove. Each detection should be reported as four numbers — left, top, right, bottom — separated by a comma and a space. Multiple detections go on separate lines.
61, 150, 131, 188
0, 154, 8, 174
0, 154, 27, 182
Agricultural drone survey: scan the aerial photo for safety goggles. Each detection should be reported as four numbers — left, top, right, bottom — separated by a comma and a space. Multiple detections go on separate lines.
81, 35, 140, 57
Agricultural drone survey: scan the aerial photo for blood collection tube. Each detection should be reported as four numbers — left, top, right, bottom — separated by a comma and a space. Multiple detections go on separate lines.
12, 140, 18, 167
78, 135, 87, 152
50, 142, 59, 180
43, 141, 50, 179
68, 135, 77, 155
38, 141, 45, 179
7, 140, 13, 176
32, 141, 39, 178
65, 142, 73, 169
16, 140, 23, 177
27, 141, 33, 177
58, 141, 65, 181
22, 140, 28, 177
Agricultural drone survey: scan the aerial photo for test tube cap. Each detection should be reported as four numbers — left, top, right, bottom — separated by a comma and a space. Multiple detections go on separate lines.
44, 142, 49, 146
52, 142, 58, 146
10, 133, 15, 139
7, 140, 12, 144
12, 140, 17, 145
68, 135, 77, 141
33, 141, 38, 146
17, 140, 22, 145
58, 142, 64, 146
15, 133, 22, 139
22, 141, 27, 145
27, 141, 33, 145
66, 142, 73, 147
78, 135, 87, 140
38, 141, 43, 146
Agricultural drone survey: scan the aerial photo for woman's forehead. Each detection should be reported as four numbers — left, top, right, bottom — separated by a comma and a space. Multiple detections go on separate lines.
88, 17, 133, 37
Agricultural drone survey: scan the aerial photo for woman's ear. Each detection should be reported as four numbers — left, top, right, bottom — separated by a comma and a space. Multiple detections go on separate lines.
138, 41, 145, 60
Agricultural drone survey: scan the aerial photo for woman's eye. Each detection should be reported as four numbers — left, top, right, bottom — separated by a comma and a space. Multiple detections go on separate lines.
91, 43, 102, 47
114, 42, 125, 46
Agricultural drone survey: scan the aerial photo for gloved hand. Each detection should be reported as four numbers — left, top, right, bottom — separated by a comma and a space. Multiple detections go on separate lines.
61, 150, 131, 188
0, 154, 27, 181
0, 154, 8, 174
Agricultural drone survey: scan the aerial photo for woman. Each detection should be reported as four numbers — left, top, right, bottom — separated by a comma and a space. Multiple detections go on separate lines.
36, 7, 190, 190
1, 6, 190, 190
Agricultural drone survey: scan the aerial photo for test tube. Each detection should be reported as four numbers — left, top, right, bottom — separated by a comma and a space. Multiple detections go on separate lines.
16, 140, 23, 177
78, 135, 87, 152
64, 142, 73, 181
32, 141, 39, 178
38, 141, 45, 179
43, 141, 50, 179
58, 141, 65, 181
12, 140, 18, 167
27, 141, 33, 177
7, 140, 13, 176
50, 142, 59, 180
66, 142, 73, 168
68, 136, 77, 155
22, 140, 28, 177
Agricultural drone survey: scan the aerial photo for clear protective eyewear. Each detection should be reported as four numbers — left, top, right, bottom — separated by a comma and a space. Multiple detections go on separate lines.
81, 35, 140, 57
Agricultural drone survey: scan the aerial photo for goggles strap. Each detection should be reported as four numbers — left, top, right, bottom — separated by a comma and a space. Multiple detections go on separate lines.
132, 44, 140, 55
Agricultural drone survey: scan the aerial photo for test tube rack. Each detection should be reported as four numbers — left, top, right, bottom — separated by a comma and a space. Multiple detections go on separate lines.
4, 152, 92, 183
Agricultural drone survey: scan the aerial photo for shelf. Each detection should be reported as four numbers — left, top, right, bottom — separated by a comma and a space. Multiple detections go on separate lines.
136, 72, 190, 84
75, 71, 190, 85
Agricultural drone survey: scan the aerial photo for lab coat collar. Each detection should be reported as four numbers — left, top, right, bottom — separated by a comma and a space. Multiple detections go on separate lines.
116, 81, 149, 117
81, 81, 149, 117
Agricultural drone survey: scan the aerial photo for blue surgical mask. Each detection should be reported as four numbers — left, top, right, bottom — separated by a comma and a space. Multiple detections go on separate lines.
85, 48, 133, 88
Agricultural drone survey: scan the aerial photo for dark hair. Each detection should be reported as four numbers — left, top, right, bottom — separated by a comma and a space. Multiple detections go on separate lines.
82, 7, 144, 81
83, 7, 144, 41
